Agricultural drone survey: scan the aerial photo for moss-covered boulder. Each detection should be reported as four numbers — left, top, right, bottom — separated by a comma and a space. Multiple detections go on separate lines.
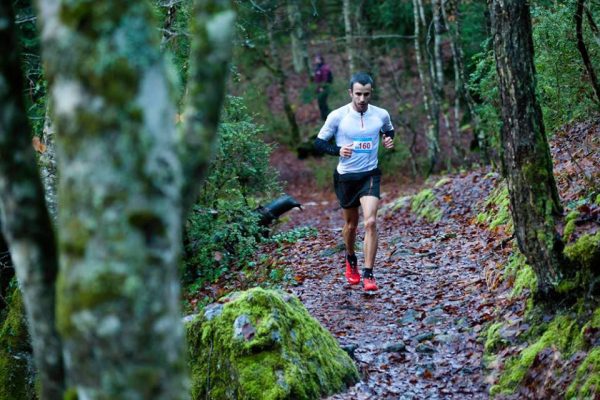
0, 287, 35, 400
186, 287, 359, 400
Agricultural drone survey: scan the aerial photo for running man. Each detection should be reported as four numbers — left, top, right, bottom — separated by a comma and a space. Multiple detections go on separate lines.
314, 72, 394, 292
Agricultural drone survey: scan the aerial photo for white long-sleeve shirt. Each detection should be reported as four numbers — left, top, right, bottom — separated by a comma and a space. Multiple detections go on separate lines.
317, 103, 394, 174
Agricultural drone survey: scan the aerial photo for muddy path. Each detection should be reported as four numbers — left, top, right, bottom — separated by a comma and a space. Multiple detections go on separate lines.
271, 147, 499, 399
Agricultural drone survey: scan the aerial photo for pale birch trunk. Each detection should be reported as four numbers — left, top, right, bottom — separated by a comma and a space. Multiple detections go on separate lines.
440, 0, 467, 161
343, 0, 355, 75
266, 15, 301, 144
432, 0, 455, 167
39, 101, 58, 221
0, 3, 65, 398
413, 0, 440, 174
287, 0, 310, 74
32, 0, 234, 398
355, 0, 373, 73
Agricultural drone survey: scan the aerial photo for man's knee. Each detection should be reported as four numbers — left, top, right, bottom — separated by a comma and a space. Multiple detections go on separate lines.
364, 217, 377, 232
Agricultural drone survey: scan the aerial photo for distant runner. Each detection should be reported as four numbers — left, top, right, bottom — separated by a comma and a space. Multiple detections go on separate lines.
314, 72, 394, 292
313, 55, 333, 121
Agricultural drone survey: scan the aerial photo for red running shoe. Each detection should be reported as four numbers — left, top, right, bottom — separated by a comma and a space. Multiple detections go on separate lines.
363, 277, 378, 291
344, 254, 360, 285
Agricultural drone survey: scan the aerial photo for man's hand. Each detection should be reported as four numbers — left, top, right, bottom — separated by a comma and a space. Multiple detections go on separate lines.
340, 144, 353, 158
382, 134, 394, 149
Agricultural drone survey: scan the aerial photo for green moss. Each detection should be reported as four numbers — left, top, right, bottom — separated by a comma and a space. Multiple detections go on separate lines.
595, 194, 600, 206
564, 232, 600, 270
56, 271, 126, 337
512, 265, 537, 297
490, 315, 579, 396
484, 322, 506, 353
567, 347, 600, 399
503, 252, 537, 297
563, 210, 580, 242
476, 182, 512, 232
64, 387, 79, 400
410, 189, 442, 223
187, 288, 359, 399
0, 287, 34, 400
434, 177, 451, 188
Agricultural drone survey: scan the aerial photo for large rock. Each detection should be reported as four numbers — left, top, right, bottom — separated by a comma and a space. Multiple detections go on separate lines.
186, 288, 359, 400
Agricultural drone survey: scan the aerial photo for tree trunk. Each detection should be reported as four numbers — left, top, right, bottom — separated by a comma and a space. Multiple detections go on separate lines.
343, 0, 355, 75
354, 0, 373, 74
39, 101, 58, 221
446, 0, 488, 163
0, 2, 65, 398
431, 0, 454, 168
34, 0, 234, 398
575, 0, 600, 106
413, 0, 440, 174
266, 15, 301, 145
490, 0, 565, 297
440, 0, 467, 162
287, 0, 310, 74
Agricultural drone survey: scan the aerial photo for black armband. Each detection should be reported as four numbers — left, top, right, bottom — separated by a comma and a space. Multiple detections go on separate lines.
314, 138, 341, 156
382, 130, 395, 139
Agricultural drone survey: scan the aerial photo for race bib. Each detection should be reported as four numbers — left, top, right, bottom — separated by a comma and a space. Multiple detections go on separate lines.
353, 137, 373, 153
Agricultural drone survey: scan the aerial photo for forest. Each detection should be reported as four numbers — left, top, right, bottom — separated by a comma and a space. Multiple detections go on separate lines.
1, 0, 599, 399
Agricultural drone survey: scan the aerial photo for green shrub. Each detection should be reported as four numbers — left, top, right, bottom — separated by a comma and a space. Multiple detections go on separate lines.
532, 1, 600, 131
468, 1, 600, 159
183, 96, 281, 287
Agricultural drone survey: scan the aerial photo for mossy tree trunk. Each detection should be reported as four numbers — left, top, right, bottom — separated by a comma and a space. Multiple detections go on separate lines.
0, 2, 65, 398
265, 13, 301, 145
413, 0, 440, 175
343, 0, 355, 75
39, 101, 58, 221
26, 0, 234, 398
489, 0, 565, 297
286, 0, 310, 75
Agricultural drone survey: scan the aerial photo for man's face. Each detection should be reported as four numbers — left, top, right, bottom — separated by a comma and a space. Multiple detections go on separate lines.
349, 83, 372, 113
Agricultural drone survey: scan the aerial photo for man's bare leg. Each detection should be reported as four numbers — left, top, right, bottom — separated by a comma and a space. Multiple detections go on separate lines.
359, 196, 379, 269
342, 207, 359, 255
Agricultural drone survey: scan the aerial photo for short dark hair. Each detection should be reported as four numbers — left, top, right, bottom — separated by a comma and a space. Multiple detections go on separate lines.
349, 72, 373, 90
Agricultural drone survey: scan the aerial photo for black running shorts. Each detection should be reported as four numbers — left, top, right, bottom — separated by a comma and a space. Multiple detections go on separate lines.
333, 168, 381, 209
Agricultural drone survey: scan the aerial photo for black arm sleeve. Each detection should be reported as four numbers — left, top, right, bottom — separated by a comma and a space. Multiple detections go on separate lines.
314, 137, 341, 156
382, 129, 395, 140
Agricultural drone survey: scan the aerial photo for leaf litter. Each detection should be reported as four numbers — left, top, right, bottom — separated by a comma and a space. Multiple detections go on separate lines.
265, 119, 599, 399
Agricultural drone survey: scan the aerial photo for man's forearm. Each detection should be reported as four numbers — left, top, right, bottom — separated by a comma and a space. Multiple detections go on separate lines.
314, 138, 341, 156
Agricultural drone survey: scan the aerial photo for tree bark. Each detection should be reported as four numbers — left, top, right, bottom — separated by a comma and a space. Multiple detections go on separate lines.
265, 14, 301, 145
287, 0, 310, 74
343, 0, 355, 75
446, 0, 488, 163
490, 0, 565, 297
431, 0, 455, 168
34, 0, 234, 397
575, 0, 600, 106
413, 0, 440, 174
0, 2, 65, 398
38, 101, 58, 221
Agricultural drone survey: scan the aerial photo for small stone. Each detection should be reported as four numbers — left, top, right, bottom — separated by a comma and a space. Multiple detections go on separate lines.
400, 309, 421, 324
413, 332, 434, 342
182, 314, 197, 324
203, 303, 224, 321
233, 314, 255, 341
415, 343, 436, 353
341, 344, 358, 359
423, 315, 444, 325
383, 341, 406, 353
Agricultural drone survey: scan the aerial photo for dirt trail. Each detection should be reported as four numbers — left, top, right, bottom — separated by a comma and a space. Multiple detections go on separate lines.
272, 147, 497, 399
